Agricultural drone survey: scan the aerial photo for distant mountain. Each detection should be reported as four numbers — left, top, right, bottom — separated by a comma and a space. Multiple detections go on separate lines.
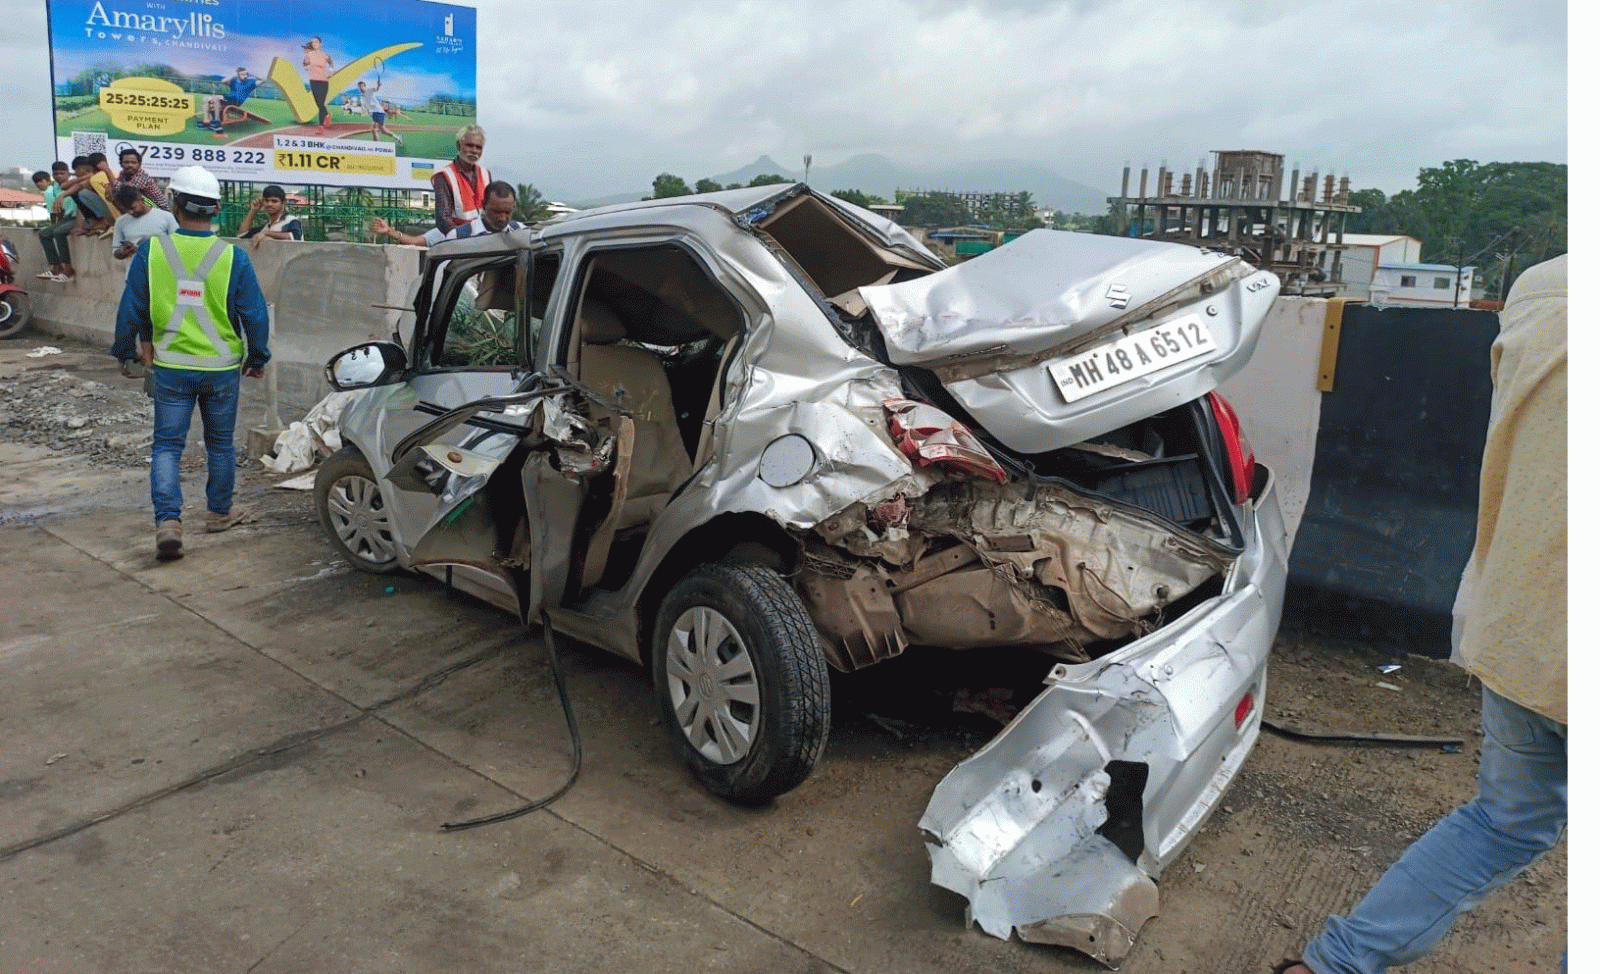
714, 154, 799, 187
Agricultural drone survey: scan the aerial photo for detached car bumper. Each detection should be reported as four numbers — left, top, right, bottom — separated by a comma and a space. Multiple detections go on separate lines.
918, 468, 1289, 966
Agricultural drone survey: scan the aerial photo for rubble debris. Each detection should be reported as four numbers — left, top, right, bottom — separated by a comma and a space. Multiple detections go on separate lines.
950, 687, 1018, 725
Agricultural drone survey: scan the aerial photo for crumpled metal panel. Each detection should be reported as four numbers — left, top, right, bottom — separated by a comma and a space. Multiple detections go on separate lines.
858, 230, 1280, 454
862, 231, 1236, 365
793, 468, 1240, 662
909, 480, 1236, 643
920, 476, 1290, 967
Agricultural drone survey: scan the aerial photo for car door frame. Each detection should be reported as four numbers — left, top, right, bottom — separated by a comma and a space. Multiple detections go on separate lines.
367, 241, 559, 613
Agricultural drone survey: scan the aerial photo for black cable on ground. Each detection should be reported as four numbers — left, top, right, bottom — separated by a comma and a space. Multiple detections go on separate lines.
440, 617, 582, 831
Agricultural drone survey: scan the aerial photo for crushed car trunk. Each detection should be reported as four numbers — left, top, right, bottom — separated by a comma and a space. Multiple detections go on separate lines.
857, 228, 1280, 454
738, 195, 1284, 965
797, 471, 1236, 672
793, 390, 1245, 674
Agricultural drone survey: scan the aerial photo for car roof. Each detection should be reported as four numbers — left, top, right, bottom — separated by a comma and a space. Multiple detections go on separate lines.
425, 184, 938, 265
551, 183, 803, 225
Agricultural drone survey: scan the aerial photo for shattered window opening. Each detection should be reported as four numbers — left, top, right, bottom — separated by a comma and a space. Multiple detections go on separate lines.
419, 253, 527, 371
558, 242, 749, 590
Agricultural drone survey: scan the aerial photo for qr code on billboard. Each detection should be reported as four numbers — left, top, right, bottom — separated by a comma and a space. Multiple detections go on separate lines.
72, 131, 108, 159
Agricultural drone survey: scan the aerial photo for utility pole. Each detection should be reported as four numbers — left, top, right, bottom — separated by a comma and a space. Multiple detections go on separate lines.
803, 154, 812, 185
1498, 237, 1520, 303
1454, 237, 1466, 309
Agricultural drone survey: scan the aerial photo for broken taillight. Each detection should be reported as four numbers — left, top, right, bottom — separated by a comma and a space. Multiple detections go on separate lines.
1234, 689, 1254, 729
1207, 391, 1255, 505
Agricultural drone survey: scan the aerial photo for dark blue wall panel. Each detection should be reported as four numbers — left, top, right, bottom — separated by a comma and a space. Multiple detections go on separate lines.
1286, 304, 1499, 653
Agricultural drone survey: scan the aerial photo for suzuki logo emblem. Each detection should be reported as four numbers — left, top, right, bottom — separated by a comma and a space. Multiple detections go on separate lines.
1106, 283, 1131, 309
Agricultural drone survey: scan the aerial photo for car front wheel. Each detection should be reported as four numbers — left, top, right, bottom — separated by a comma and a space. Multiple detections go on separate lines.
652, 562, 830, 803
316, 445, 401, 574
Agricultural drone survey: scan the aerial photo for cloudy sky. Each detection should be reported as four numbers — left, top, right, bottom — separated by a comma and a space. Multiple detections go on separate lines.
2, 0, 1567, 203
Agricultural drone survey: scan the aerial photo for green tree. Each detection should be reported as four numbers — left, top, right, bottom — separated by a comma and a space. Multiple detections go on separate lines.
899, 192, 971, 227
831, 189, 886, 208
1345, 188, 1391, 233
337, 186, 375, 207
1057, 210, 1115, 233
746, 173, 788, 187
513, 182, 549, 223
694, 178, 724, 194
1013, 190, 1035, 226
650, 173, 692, 199
1341, 160, 1565, 296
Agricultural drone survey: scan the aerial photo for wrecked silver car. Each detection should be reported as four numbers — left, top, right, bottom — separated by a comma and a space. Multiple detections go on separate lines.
316, 184, 1288, 965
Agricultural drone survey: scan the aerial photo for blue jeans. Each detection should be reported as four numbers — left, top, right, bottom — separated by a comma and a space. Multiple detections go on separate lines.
150, 365, 241, 524
1302, 686, 1567, 974
74, 190, 108, 221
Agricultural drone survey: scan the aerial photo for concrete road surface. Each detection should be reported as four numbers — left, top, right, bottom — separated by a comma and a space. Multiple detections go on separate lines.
0, 339, 1566, 973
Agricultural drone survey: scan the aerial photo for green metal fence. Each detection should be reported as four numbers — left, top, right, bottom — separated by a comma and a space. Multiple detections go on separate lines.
219, 182, 435, 242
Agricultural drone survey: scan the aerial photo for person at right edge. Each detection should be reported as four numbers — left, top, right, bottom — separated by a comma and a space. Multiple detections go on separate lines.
110, 165, 271, 560
1274, 254, 1567, 974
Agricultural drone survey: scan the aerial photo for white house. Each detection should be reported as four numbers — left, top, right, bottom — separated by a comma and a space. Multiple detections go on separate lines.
1370, 261, 1475, 307
0, 205, 48, 223
1328, 232, 1421, 298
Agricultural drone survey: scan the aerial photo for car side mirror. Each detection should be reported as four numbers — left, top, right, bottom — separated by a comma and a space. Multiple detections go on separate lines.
326, 341, 407, 389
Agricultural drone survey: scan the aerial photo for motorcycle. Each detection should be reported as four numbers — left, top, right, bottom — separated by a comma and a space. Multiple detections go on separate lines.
0, 236, 32, 339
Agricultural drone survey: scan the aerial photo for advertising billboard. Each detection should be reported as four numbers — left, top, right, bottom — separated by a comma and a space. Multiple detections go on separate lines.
46, 0, 477, 190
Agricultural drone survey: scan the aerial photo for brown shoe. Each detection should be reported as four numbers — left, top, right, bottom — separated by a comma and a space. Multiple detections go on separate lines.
205, 509, 242, 533
156, 519, 183, 559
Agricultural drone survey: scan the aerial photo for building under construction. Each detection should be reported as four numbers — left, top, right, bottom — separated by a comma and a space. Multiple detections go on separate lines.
1107, 150, 1360, 297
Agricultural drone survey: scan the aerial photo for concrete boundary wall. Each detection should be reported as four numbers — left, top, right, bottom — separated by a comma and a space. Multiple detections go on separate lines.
10, 227, 422, 416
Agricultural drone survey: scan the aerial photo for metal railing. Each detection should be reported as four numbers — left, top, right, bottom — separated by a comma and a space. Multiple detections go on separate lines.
219, 182, 435, 243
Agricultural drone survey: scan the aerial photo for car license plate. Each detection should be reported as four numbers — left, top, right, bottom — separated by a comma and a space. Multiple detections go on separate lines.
1047, 315, 1218, 403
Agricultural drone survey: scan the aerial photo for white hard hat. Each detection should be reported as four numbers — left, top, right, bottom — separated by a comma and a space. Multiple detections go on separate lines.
168, 165, 220, 200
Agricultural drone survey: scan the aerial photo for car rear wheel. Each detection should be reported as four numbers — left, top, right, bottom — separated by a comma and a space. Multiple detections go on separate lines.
316, 446, 401, 574
652, 562, 830, 803
0, 291, 31, 339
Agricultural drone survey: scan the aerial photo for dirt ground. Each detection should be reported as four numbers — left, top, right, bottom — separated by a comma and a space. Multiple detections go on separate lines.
1, 336, 1568, 973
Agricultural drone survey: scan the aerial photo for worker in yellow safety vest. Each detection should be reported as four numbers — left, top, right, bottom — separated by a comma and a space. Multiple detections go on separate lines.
111, 164, 272, 560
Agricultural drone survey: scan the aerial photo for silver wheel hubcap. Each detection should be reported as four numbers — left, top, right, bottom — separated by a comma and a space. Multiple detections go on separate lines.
327, 474, 396, 565
664, 606, 760, 764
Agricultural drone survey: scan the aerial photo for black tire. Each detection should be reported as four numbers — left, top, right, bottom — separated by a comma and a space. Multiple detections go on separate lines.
652, 562, 830, 803
0, 292, 31, 340
315, 445, 402, 574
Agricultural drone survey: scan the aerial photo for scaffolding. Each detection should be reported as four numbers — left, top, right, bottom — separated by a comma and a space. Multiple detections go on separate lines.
1107, 150, 1360, 297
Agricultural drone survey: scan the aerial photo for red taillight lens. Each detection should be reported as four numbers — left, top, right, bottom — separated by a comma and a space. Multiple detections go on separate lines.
1234, 689, 1254, 729
1207, 391, 1255, 505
